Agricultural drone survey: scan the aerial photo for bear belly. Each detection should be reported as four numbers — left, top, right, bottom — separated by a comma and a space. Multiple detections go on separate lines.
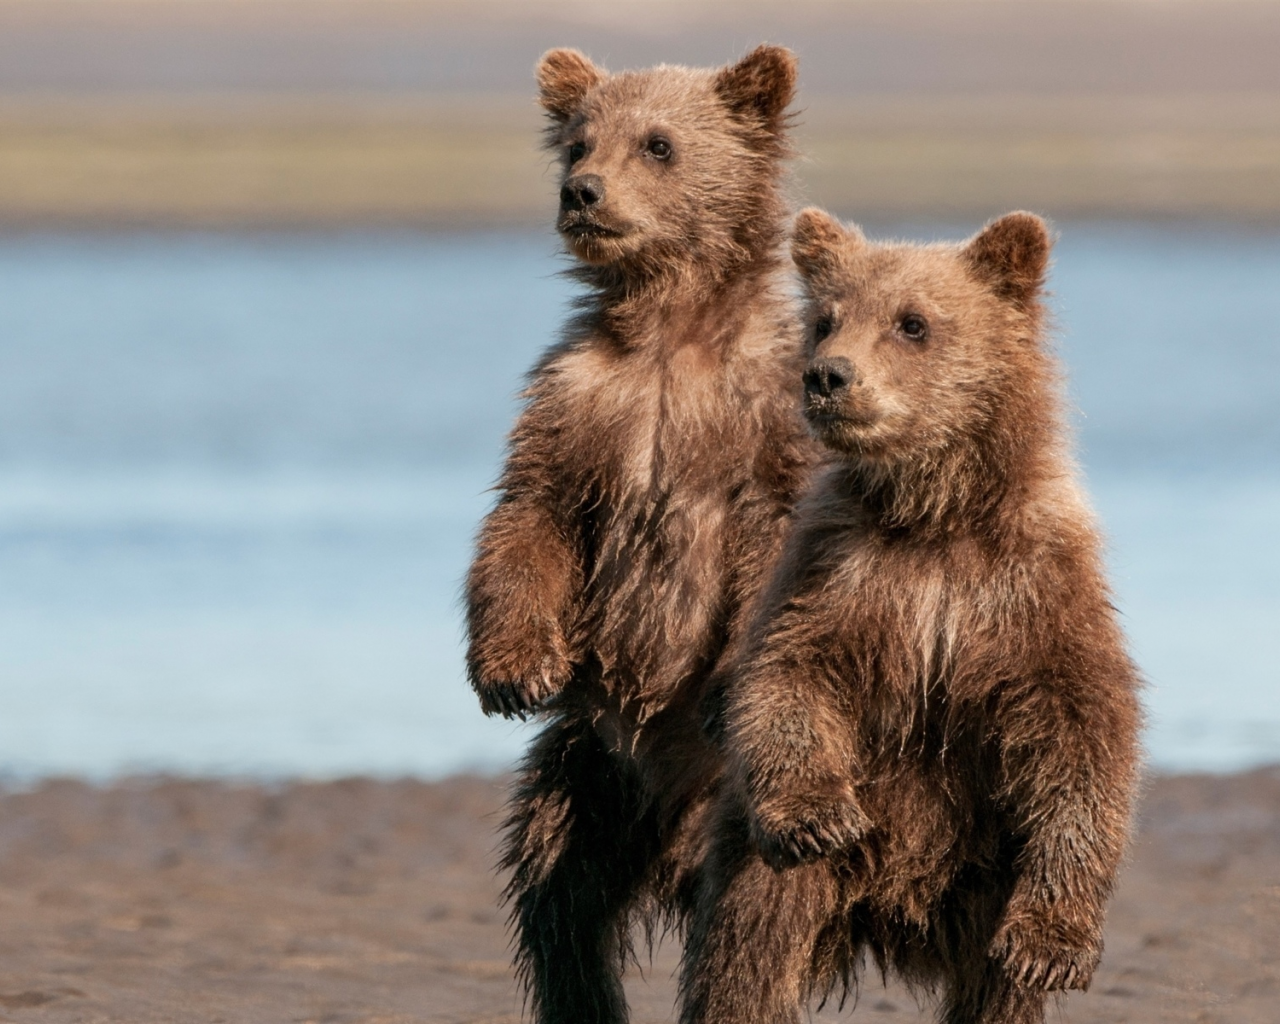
853, 757, 999, 926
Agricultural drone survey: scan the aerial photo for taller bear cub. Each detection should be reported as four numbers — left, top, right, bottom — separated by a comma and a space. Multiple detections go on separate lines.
680, 211, 1142, 1024
465, 47, 816, 1023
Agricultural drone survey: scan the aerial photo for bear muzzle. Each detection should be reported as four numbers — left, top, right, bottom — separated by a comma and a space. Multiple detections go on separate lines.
803, 357, 855, 401
803, 357, 882, 437
559, 173, 605, 212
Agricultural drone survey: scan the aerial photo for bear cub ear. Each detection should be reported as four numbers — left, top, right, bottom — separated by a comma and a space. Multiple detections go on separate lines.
964, 211, 1052, 307
791, 208, 861, 281
536, 49, 605, 122
714, 44, 798, 129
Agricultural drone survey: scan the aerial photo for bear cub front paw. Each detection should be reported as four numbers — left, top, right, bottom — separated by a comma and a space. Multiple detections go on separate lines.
751, 780, 870, 868
472, 637, 573, 719
990, 912, 1101, 992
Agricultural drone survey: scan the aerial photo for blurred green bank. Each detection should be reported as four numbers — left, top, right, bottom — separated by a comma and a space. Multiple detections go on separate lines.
2, 93, 1277, 228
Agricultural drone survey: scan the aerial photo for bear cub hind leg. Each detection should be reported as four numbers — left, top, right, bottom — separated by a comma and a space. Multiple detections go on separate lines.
502, 717, 658, 1024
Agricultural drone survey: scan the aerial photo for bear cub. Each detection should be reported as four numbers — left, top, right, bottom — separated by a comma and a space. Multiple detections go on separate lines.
465, 46, 816, 1024
679, 211, 1143, 1024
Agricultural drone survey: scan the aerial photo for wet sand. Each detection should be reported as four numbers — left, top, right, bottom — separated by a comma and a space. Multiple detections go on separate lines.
0, 769, 1275, 1023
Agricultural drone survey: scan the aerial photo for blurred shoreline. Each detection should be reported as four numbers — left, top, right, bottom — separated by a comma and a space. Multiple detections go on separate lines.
2, 92, 1279, 227
2, 0, 1278, 228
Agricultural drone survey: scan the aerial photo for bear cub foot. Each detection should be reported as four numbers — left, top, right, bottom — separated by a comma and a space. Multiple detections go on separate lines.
990, 912, 1102, 992
751, 780, 871, 868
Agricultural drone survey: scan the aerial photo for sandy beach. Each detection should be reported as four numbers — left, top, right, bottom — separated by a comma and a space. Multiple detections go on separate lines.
0, 769, 1274, 1023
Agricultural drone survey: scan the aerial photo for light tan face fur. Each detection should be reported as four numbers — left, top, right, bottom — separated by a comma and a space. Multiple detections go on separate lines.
535, 47, 796, 271
792, 210, 1051, 466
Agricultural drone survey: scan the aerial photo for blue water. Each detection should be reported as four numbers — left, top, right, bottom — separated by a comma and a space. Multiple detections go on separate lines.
0, 226, 1276, 778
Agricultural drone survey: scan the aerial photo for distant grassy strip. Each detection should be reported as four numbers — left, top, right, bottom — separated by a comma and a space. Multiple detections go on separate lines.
1, 95, 1278, 227
0, 98, 552, 227
797, 95, 1280, 222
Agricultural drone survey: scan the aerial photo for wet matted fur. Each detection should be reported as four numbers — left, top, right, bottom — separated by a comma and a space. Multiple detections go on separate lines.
464, 45, 817, 1023
679, 211, 1143, 1024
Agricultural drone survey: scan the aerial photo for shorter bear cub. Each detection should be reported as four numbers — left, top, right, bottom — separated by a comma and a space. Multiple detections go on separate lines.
680, 211, 1143, 1024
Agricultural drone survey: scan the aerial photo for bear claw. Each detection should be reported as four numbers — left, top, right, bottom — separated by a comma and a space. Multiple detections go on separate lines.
475, 648, 571, 719
991, 919, 1100, 992
477, 671, 562, 720
752, 790, 870, 868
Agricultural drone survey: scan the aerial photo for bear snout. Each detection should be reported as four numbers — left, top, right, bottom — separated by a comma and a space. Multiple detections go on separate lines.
803, 357, 855, 401
560, 173, 606, 211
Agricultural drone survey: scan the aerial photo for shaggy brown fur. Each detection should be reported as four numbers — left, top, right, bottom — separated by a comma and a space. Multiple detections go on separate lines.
678, 211, 1143, 1024
464, 45, 817, 1023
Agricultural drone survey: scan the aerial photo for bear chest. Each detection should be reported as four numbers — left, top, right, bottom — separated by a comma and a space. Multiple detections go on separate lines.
832, 544, 978, 701
559, 346, 769, 686
560, 344, 762, 503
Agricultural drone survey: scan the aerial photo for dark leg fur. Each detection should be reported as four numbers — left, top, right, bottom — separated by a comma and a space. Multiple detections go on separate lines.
936, 886, 1047, 1024
941, 961, 1046, 1024
501, 715, 658, 1024
680, 818, 842, 1024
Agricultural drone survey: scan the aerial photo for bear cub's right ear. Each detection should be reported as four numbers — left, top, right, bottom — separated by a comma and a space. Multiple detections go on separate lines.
715, 44, 798, 129
791, 208, 862, 281
963, 211, 1052, 308
536, 49, 605, 122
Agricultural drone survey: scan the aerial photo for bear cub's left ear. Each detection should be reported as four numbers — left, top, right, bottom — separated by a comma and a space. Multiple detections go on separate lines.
964, 211, 1052, 307
791, 207, 863, 281
714, 45, 798, 131
537, 49, 605, 122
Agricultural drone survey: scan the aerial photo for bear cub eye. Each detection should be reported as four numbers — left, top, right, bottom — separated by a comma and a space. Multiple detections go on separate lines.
814, 314, 836, 342
646, 136, 673, 161
568, 141, 587, 164
899, 314, 929, 341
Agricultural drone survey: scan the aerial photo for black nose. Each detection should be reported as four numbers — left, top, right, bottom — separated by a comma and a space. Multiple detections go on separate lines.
803, 357, 855, 399
560, 174, 605, 211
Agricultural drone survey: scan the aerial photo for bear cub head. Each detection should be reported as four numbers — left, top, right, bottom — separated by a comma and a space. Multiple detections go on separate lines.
792, 208, 1057, 523
536, 45, 796, 275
